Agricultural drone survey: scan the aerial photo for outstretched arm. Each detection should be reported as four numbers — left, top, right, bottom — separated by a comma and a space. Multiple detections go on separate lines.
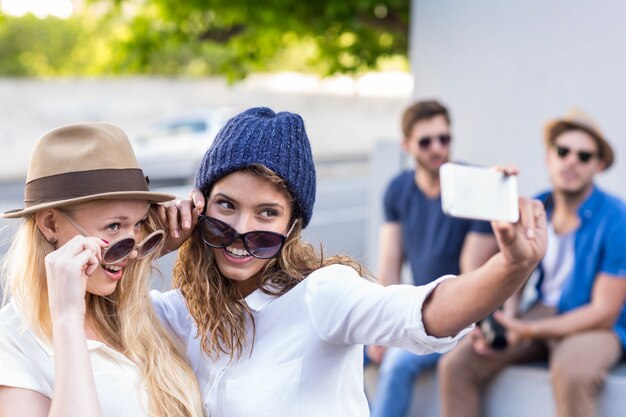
422, 198, 547, 337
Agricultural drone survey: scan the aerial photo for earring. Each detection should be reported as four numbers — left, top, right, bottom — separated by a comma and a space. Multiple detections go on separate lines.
48, 236, 57, 244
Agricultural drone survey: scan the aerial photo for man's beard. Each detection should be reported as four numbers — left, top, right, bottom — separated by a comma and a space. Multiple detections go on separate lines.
416, 156, 446, 178
557, 182, 592, 203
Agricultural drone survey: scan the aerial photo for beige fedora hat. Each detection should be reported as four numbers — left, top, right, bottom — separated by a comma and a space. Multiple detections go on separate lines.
2, 122, 176, 218
544, 108, 614, 170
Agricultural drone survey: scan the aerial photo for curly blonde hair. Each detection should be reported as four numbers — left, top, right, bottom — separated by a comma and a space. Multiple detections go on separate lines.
173, 164, 368, 360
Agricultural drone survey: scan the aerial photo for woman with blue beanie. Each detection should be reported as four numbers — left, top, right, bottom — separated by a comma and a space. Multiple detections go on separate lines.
152, 107, 547, 417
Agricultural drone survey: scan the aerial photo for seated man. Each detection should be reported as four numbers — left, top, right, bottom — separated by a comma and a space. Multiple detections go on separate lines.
439, 109, 626, 417
368, 100, 497, 417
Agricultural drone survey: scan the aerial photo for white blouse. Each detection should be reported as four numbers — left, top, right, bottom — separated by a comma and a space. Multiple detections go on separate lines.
152, 264, 471, 417
0, 302, 148, 417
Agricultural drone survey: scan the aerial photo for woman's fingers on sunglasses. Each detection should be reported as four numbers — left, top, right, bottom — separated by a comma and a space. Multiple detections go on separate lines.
74, 235, 105, 263
189, 188, 205, 214
175, 198, 198, 231
82, 249, 101, 276
155, 200, 178, 235
166, 201, 182, 238
48, 235, 103, 272
92, 236, 107, 263
156, 198, 197, 255
156, 199, 191, 238
155, 204, 168, 228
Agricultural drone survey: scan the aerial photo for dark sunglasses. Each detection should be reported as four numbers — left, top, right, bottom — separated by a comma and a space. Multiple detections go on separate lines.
197, 215, 297, 259
555, 145, 596, 164
418, 134, 451, 150
58, 211, 164, 264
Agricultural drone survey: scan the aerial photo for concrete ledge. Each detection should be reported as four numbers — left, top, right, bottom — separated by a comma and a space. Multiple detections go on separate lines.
364, 361, 626, 417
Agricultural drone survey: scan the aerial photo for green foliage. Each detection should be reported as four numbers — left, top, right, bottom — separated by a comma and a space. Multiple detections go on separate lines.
0, 0, 409, 79
114, 0, 410, 80
0, 14, 82, 76
0, 12, 116, 76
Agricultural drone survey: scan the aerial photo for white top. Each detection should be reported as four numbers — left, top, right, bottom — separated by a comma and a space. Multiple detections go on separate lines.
540, 223, 575, 307
0, 302, 149, 417
151, 264, 471, 417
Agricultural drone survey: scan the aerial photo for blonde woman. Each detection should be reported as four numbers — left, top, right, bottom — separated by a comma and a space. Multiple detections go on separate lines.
154, 107, 547, 417
0, 123, 203, 417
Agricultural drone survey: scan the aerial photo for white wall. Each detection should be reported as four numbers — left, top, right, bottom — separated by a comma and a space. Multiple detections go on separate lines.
410, 0, 626, 198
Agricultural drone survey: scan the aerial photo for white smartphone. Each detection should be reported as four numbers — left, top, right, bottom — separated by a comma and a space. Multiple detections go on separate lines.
440, 162, 519, 223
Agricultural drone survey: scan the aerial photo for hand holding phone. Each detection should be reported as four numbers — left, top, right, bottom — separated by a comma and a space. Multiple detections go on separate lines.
440, 163, 519, 223
479, 314, 508, 350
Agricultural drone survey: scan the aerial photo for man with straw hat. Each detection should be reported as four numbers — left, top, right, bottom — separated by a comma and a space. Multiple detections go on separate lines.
440, 108, 626, 417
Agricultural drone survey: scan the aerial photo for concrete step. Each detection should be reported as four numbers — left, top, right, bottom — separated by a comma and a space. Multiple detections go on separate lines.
364, 361, 626, 417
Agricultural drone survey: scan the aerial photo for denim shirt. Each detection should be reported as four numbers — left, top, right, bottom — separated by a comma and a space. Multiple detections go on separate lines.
535, 186, 626, 347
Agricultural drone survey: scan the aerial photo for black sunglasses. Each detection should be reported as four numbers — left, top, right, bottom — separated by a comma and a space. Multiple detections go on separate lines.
418, 134, 451, 150
197, 215, 297, 259
59, 211, 164, 264
555, 145, 596, 164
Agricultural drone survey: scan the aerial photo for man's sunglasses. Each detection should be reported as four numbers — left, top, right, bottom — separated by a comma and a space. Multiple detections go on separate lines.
418, 134, 452, 150
555, 145, 597, 164
197, 215, 297, 259
58, 210, 164, 264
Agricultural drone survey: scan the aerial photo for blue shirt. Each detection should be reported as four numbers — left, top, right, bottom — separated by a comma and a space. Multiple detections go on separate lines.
535, 186, 626, 347
383, 170, 493, 286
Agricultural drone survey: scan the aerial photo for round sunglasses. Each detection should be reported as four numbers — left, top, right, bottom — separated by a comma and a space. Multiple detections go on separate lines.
197, 215, 297, 259
58, 210, 164, 264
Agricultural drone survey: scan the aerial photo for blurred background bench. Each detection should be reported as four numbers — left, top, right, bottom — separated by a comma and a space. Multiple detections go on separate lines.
364, 361, 626, 417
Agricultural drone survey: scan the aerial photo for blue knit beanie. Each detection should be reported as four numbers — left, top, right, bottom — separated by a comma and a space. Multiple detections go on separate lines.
195, 107, 316, 228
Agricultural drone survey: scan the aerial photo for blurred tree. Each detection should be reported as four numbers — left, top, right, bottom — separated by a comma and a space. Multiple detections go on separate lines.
0, 0, 409, 79
0, 12, 115, 76
106, 0, 409, 80
0, 15, 83, 76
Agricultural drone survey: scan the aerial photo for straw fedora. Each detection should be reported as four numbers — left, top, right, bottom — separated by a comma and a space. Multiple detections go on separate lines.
2, 122, 175, 218
544, 108, 614, 170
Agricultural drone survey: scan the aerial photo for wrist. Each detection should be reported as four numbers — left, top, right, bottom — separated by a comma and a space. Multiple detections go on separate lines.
495, 252, 535, 274
51, 313, 85, 332
52, 320, 87, 349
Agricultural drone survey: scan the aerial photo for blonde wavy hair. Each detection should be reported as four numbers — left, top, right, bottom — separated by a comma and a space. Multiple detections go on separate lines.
173, 164, 369, 360
1, 205, 204, 417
